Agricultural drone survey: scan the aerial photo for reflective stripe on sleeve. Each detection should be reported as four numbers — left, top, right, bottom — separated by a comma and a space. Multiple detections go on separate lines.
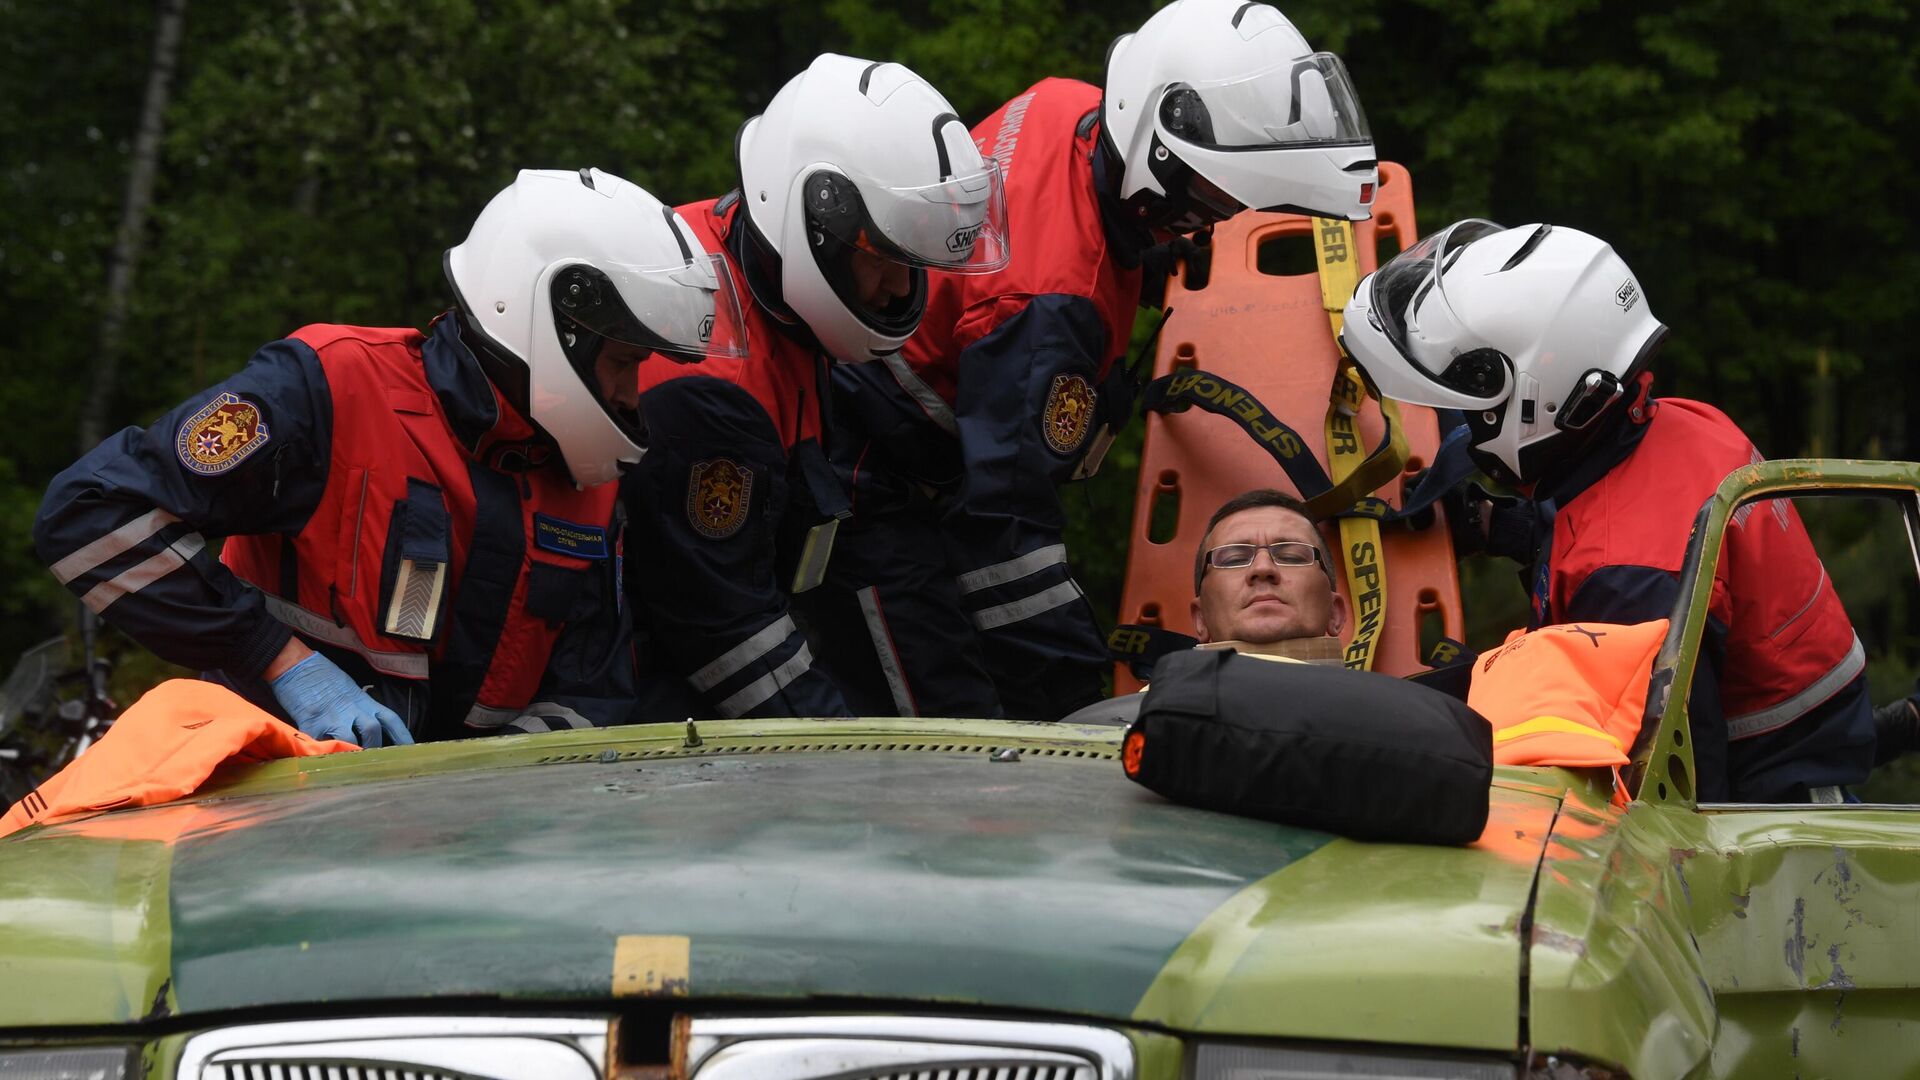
51, 508, 182, 585
688, 615, 798, 693
956, 544, 1068, 595
505, 702, 594, 733
971, 579, 1084, 632
464, 703, 521, 730
716, 644, 815, 718
1726, 633, 1867, 740
857, 587, 918, 717
882, 354, 959, 436
262, 594, 430, 680
502, 703, 595, 734
80, 533, 206, 614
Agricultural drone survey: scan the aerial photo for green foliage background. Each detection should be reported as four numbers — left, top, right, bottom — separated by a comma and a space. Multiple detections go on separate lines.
3, 0, 1917, 781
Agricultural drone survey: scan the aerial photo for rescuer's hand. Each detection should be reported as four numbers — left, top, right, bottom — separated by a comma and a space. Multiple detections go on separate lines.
1437, 484, 1489, 556
270, 652, 415, 749
1871, 696, 1920, 767
1481, 499, 1538, 563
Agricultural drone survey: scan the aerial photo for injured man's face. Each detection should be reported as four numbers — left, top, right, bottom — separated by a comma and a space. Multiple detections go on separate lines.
1192, 506, 1348, 646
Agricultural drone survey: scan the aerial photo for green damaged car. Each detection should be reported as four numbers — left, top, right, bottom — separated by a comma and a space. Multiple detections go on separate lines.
2, 460, 1917, 1080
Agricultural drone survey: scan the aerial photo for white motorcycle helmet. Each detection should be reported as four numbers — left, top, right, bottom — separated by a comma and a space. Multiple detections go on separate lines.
1341, 219, 1671, 486
1103, 0, 1377, 233
445, 167, 749, 489
735, 53, 1010, 363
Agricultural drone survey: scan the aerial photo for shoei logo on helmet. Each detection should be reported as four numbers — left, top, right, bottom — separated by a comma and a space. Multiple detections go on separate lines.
698, 314, 714, 342
946, 221, 984, 255
1615, 280, 1640, 312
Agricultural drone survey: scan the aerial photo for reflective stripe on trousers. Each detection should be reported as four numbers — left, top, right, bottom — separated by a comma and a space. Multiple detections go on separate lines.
857, 587, 918, 716
971, 580, 1085, 632
717, 644, 816, 718
956, 544, 1067, 595
689, 615, 797, 693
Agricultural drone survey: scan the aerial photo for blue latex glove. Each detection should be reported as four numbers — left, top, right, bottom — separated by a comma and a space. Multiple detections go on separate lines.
269, 652, 415, 748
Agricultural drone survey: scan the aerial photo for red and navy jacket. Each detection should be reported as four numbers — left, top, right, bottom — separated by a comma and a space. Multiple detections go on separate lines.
900, 78, 1143, 409
1534, 395, 1874, 800
829, 78, 1147, 718
33, 318, 633, 740
621, 195, 852, 720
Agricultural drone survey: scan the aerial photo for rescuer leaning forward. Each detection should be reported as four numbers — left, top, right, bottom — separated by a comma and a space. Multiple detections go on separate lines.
799, 0, 1381, 720
621, 54, 1009, 722
34, 168, 743, 747
1341, 219, 1876, 802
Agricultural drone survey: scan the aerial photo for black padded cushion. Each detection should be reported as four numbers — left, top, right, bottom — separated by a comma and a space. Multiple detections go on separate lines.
1122, 649, 1493, 845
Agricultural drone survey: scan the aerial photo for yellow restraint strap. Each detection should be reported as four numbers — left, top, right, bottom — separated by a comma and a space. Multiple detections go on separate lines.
1312, 216, 1403, 671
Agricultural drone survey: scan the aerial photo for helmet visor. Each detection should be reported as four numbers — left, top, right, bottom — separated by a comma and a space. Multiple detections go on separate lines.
822, 158, 1012, 274
551, 252, 749, 365
1167, 52, 1371, 151
1365, 218, 1512, 397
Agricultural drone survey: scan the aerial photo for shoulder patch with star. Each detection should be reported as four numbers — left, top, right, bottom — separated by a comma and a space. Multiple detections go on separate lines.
1042, 373, 1095, 456
688, 458, 753, 539
177, 392, 271, 476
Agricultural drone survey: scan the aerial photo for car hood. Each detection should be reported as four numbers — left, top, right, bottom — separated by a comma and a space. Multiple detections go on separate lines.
0, 719, 1559, 1051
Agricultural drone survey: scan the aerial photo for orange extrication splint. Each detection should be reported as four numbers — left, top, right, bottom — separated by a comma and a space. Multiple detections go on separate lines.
0, 679, 357, 839
1468, 619, 1670, 768
1117, 163, 1462, 690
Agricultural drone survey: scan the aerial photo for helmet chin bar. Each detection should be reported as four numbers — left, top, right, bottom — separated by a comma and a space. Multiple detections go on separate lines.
1464, 404, 1521, 488
1469, 384, 1634, 493
1126, 135, 1244, 233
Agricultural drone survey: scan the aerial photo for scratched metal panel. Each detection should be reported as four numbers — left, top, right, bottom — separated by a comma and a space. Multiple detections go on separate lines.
1529, 781, 1920, 1079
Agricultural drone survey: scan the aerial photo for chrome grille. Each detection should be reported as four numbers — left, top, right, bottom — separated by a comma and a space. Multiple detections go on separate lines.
178, 1017, 608, 1080
205, 1067, 466, 1080
854, 1067, 1094, 1080
686, 1016, 1132, 1080
176, 1015, 1131, 1080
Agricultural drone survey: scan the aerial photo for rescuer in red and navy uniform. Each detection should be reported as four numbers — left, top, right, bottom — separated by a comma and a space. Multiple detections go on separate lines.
798, 0, 1381, 719
34, 168, 745, 746
621, 54, 1010, 720
1342, 219, 1876, 802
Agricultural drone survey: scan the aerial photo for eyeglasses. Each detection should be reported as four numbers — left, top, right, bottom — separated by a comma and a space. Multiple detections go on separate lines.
1204, 541, 1326, 573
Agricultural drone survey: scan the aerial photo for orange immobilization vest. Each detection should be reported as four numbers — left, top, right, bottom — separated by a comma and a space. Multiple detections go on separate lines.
1467, 620, 1669, 768
0, 679, 357, 839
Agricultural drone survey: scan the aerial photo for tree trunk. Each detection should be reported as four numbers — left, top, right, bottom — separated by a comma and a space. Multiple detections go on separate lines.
78, 0, 187, 454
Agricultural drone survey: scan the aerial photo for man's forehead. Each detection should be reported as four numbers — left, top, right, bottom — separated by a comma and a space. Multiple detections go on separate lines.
1212, 505, 1319, 543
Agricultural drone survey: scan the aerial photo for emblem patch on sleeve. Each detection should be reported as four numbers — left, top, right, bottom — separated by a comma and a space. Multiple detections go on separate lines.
1042, 373, 1096, 455
176, 392, 271, 475
688, 458, 754, 539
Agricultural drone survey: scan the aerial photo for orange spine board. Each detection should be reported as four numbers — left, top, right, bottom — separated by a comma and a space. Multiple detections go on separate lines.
1117, 163, 1463, 689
